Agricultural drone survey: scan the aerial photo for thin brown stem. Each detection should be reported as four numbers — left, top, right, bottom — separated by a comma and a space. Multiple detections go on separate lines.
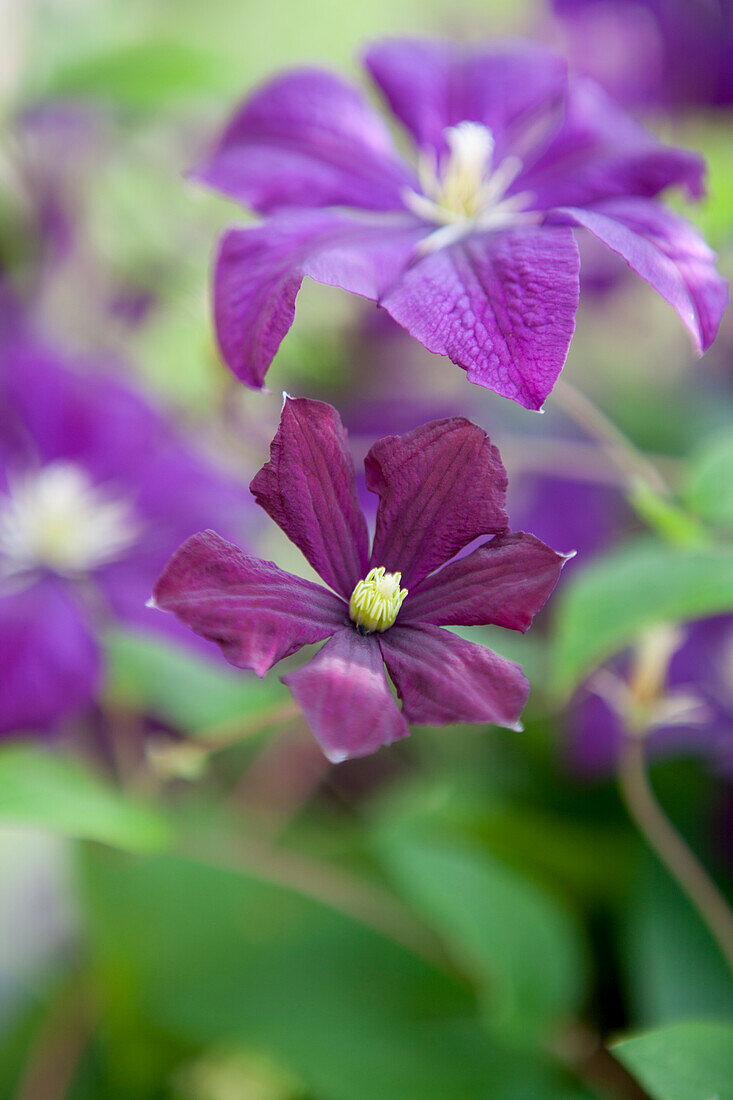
618, 734, 733, 976
553, 379, 671, 496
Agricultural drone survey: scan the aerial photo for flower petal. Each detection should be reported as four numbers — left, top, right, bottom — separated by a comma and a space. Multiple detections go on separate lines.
548, 198, 728, 353
283, 627, 409, 762
380, 226, 580, 410
250, 397, 369, 599
192, 69, 415, 213
401, 532, 571, 631
380, 624, 528, 729
364, 38, 566, 160
0, 577, 100, 737
151, 530, 346, 676
215, 211, 422, 389
521, 78, 705, 209
365, 418, 509, 589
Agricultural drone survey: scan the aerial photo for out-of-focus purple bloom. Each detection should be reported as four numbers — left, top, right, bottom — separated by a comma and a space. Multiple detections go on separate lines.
567, 616, 733, 776
0, 312, 253, 737
152, 397, 570, 762
195, 38, 727, 410
550, 0, 733, 112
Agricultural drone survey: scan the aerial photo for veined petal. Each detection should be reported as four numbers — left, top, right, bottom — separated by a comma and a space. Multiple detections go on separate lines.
192, 68, 415, 213
380, 226, 580, 410
521, 78, 706, 208
250, 397, 368, 599
283, 627, 409, 762
151, 530, 346, 677
0, 577, 100, 736
214, 211, 422, 389
365, 418, 509, 589
401, 532, 571, 630
548, 198, 728, 352
364, 38, 567, 161
380, 624, 528, 729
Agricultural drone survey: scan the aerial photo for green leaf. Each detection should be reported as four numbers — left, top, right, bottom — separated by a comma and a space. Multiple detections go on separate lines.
627, 482, 708, 547
0, 744, 170, 852
80, 847, 583, 1100
613, 1020, 733, 1100
373, 829, 587, 1039
552, 538, 733, 696
103, 629, 287, 737
684, 431, 733, 530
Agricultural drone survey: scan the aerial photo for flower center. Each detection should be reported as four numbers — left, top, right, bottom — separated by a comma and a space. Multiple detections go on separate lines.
349, 566, 408, 634
0, 462, 139, 577
403, 122, 534, 251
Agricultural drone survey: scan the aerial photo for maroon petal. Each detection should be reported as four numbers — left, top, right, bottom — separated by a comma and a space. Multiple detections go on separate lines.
363, 38, 566, 162
214, 211, 422, 389
380, 624, 528, 729
401, 532, 572, 631
151, 530, 346, 676
380, 226, 581, 410
250, 397, 369, 599
548, 198, 728, 353
283, 627, 409, 762
192, 68, 415, 214
364, 418, 509, 589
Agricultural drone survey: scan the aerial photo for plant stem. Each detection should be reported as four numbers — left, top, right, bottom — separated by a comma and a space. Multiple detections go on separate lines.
553, 378, 671, 496
617, 733, 733, 976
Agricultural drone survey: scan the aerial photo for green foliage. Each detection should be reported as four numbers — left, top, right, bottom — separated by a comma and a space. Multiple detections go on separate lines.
684, 430, 733, 530
373, 826, 587, 1039
0, 743, 170, 852
552, 538, 733, 695
613, 1020, 733, 1100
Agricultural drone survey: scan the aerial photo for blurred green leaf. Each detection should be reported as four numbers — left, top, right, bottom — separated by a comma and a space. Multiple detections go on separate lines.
684, 431, 733, 530
43, 42, 231, 109
624, 854, 733, 1025
373, 828, 587, 1039
552, 538, 733, 696
104, 629, 287, 736
613, 1020, 733, 1100
628, 482, 708, 548
80, 847, 586, 1100
0, 744, 170, 852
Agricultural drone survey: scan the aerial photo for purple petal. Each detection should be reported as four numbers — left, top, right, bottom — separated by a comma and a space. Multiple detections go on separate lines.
151, 530, 346, 676
381, 226, 580, 410
250, 397, 368, 599
0, 577, 100, 737
214, 211, 422, 389
548, 198, 728, 353
380, 624, 528, 729
521, 78, 705, 208
192, 69, 415, 213
401, 532, 570, 631
283, 627, 409, 762
364, 38, 566, 160
364, 418, 509, 589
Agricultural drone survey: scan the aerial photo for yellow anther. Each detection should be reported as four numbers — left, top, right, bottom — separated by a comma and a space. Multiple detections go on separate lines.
349, 566, 408, 634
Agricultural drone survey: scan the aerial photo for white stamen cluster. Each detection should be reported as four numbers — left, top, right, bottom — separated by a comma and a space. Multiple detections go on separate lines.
0, 462, 139, 577
349, 566, 408, 634
403, 122, 536, 253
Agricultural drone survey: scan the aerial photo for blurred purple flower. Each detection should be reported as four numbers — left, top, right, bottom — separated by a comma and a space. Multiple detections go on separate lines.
152, 397, 569, 762
195, 38, 727, 410
550, 0, 733, 112
0, 310, 253, 737
567, 616, 733, 777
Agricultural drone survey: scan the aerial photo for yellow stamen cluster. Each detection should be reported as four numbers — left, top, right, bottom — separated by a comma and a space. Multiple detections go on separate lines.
349, 566, 408, 634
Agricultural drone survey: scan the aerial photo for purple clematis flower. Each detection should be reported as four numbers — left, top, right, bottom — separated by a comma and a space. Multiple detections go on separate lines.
195, 37, 728, 411
550, 0, 733, 112
152, 397, 570, 762
0, 308, 253, 737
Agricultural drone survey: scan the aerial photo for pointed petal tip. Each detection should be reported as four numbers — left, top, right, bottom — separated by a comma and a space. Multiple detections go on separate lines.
323, 745, 351, 765
561, 549, 578, 565
145, 596, 158, 610
281, 390, 293, 409
510, 719, 525, 733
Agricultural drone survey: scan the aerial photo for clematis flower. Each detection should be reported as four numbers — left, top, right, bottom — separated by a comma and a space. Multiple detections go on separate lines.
0, 306, 253, 737
550, 0, 733, 112
195, 37, 728, 411
151, 397, 570, 762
